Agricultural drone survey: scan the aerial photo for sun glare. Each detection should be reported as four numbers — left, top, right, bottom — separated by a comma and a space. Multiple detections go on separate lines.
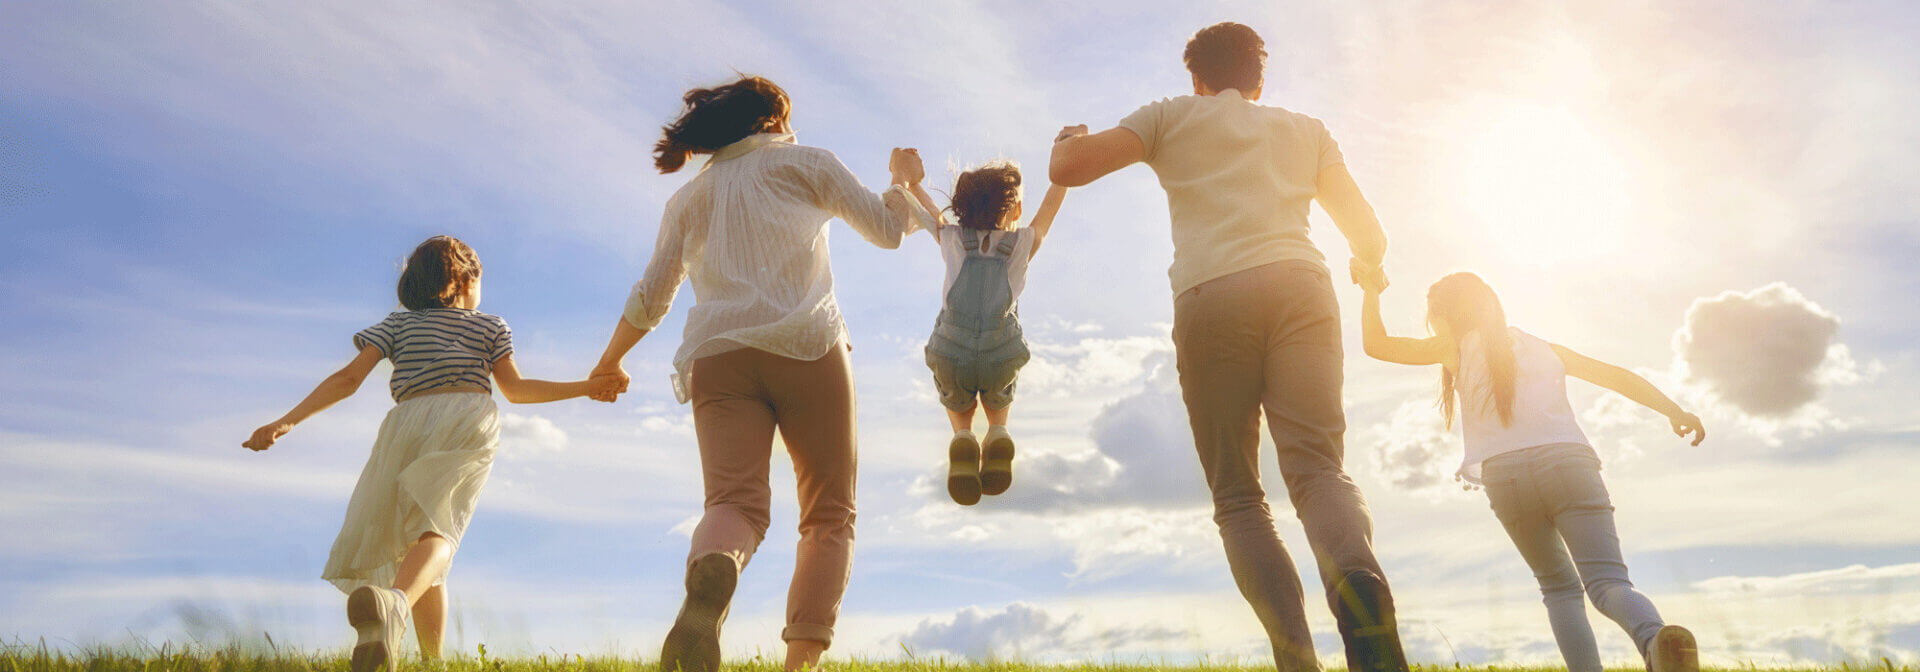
1451, 100, 1633, 267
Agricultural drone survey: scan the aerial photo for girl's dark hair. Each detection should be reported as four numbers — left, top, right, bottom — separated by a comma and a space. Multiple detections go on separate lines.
653, 75, 791, 173
949, 162, 1022, 231
1183, 22, 1267, 94
398, 235, 482, 311
1426, 272, 1515, 429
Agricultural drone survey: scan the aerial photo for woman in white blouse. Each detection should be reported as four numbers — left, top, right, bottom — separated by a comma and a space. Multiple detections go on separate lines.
588, 76, 926, 672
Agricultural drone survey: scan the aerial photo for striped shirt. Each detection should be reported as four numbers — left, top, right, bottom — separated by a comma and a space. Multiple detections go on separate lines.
353, 308, 513, 401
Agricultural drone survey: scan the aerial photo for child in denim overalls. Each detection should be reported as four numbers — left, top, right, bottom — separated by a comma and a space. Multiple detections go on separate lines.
912, 161, 1068, 505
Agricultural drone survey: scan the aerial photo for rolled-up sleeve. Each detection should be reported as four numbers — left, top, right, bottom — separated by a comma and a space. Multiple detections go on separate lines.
624, 199, 689, 330
806, 149, 922, 249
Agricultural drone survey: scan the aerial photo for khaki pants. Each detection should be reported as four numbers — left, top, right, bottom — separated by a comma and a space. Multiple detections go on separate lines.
1172, 260, 1405, 672
686, 344, 857, 647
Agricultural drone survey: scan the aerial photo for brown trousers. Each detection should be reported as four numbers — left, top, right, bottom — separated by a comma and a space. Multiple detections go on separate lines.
685, 343, 857, 647
1172, 260, 1404, 672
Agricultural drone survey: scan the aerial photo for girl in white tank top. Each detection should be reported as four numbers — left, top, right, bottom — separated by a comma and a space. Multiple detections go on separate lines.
1355, 268, 1707, 672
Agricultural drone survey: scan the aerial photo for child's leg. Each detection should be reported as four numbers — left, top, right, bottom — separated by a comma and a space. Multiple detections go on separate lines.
392, 532, 454, 605
982, 402, 1010, 427
1487, 470, 1604, 672
946, 403, 976, 433
1548, 456, 1665, 658
413, 584, 447, 658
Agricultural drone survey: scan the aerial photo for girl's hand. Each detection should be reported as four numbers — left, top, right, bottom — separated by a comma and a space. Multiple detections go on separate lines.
1349, 257, 1389, 293
244, 422, 292, 452
889, 148, 925, 185
588, 362, 629, 402
1670, 411, 1706, 446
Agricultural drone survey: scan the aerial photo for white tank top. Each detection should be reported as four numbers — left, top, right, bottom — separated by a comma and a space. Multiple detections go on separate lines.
1454, 327, 1591, 484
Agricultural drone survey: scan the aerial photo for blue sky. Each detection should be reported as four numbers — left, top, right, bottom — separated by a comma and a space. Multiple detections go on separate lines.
3, 1, 1919, 666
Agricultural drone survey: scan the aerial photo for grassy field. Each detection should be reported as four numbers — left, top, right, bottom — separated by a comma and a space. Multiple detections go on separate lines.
3, 643, 1912, 672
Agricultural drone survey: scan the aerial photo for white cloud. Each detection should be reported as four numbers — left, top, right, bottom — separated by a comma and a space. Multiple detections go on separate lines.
1693, 562, 1920, 596
896, 602, 1196, 662
1673, 283, 1867, 426
1363, 400, 1459, 496
500, 413, 568, 454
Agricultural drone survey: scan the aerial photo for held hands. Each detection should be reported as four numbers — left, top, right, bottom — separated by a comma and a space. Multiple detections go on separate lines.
889, 147, 925, 186
1349, 257, 1389, 294
587, 363, 630, 403
243, 421, 292, 452
1669, 410, 1706, 446
1055, 124, 1089, 144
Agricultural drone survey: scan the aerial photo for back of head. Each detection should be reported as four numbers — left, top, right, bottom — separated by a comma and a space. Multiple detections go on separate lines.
398, 235, 482, 311
950, 162, 1023, 231
654, 75, 791, 174
1183, 22, 1266, 94
1425, 272, 1515, 428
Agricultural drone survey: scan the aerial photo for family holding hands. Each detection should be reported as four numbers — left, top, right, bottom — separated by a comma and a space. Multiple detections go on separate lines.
243, 21, 1708, 672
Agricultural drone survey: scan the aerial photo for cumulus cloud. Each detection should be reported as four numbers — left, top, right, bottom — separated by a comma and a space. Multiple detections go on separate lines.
896, 602, 1194, 662
1364, 401, 1459, 496
1673, 283, 1864, 419
500, 413, 568, 454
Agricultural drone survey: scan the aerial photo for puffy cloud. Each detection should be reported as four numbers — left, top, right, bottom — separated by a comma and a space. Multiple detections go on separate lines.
896, 602, 1195, 662
1364, 401, 1459, 496
500, 413, 568, 454
1673, 283, 1863, 419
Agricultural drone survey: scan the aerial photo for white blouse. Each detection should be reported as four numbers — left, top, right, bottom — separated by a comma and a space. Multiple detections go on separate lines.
623, 133, 925, 402
1454, 327, 1593, 484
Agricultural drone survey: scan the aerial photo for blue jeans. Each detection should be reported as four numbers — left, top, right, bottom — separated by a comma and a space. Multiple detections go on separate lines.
1482, 443, 1664, 672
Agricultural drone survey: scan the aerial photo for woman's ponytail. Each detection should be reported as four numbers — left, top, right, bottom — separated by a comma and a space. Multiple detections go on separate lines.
653, 76, 791, 174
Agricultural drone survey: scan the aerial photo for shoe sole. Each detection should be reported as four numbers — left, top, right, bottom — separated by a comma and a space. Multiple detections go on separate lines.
1651, 625, 1698, 672
1331, 571, 1409, 672
947, 435, 982, 506
347, 586, 396, 672
660, 555, 737, 672
980, 434, 1014, 496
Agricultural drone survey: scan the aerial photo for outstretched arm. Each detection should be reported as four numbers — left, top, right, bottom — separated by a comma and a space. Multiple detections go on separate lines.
494, 354, 616, 404
1359, 282, 1455, 367
588, 317, 646, 401
1048, 125, 1143, 187
1024, 184, 1070, 258
1552, 343, 1706, 445
243, 345, 384, 451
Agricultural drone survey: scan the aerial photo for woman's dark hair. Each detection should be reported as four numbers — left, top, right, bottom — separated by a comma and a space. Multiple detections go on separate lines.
653, 75, 791, 173
1183, 22, 1267, 94
397, 235, 482, 311
949, 162, 1022, 231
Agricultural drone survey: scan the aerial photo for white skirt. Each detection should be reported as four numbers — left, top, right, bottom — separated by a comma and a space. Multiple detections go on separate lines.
322, 392, 499, 593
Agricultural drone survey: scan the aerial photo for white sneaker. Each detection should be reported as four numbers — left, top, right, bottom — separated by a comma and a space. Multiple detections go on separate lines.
348, 586, 410, 672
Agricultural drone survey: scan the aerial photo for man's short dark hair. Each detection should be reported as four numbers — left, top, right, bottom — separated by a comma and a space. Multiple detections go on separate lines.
1183, 22, 1266, 93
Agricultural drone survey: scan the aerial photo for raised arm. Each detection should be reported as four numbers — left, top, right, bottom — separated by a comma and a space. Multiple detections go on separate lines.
810, 147, 924, 249
1552, 343, 1705, 445
1359, 280, 1455, 367
1048, 125, 1143, 188
1024, 183, 1070, 258
243, 345, 384, 451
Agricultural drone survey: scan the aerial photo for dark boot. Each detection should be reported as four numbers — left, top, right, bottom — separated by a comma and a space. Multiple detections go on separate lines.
1331, 570, 1410, 672
659, 554, 738, 672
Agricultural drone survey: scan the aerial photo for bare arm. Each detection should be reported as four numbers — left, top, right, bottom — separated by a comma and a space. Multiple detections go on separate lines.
1048, 126, 1144, 188
1024, 184, 1070, 258
1552, 343, 1706, 445
243, 345, 385, 451
907, 181, 947, 249
1317, 163, 1387, 270
494, 354, 611, 404
1359, 284, 1455, 367
587, 317, 647, 401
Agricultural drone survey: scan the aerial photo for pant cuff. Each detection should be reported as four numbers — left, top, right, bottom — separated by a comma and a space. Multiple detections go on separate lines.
781, 623, 834, 648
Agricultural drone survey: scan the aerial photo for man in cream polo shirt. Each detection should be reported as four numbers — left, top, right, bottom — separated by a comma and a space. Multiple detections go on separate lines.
1050, 22, 1408, 672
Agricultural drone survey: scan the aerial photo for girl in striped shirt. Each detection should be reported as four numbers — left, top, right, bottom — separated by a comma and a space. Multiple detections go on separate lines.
243, 236, 621, 672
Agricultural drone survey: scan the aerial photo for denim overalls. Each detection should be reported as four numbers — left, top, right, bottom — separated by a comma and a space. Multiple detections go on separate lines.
925, 228, 1031, 411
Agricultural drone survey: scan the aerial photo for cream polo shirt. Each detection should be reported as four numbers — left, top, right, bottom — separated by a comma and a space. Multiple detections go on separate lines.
621, 133, 926, 402
1117, 89, 1345, 295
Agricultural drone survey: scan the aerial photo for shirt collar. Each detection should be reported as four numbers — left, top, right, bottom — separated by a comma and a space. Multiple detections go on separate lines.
1212, 88, 1251, 100
708, 132, 796, 166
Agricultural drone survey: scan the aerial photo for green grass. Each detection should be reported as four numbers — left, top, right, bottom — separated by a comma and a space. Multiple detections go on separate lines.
2, 643, 1909, 672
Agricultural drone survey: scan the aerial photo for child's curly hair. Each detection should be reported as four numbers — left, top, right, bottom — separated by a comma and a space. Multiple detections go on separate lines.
949, 162, 1022, 231
397, 235, 482, 310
